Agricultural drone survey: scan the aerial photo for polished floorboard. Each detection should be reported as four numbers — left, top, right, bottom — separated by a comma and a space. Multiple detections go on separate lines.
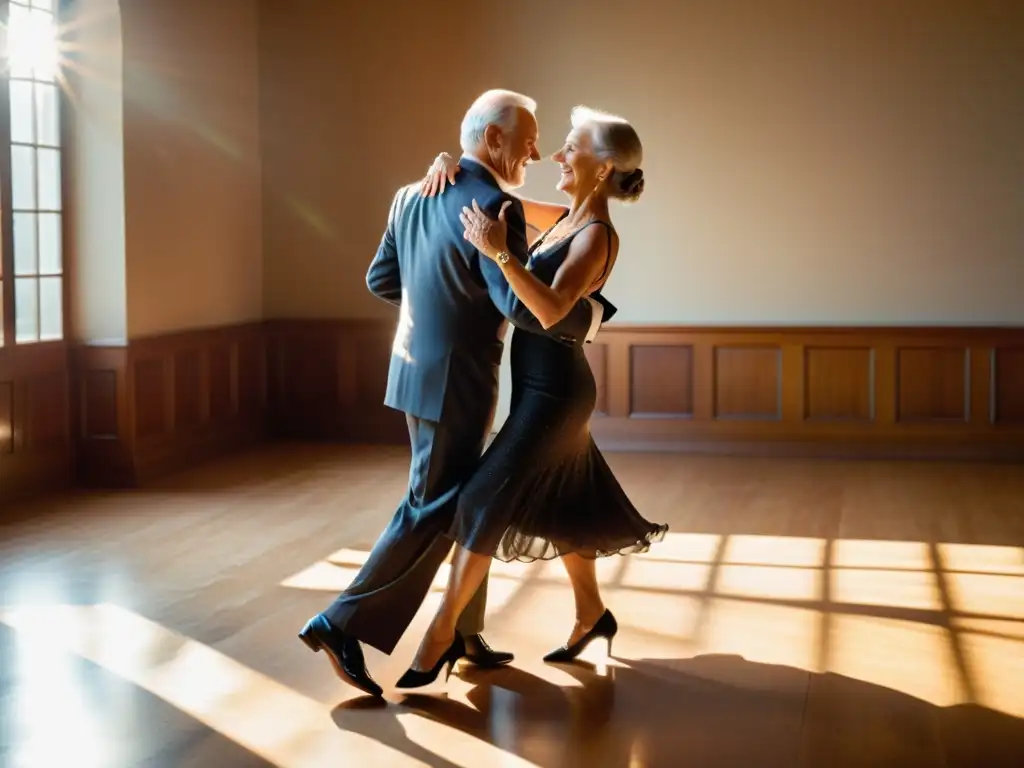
1, 443, 1023, 767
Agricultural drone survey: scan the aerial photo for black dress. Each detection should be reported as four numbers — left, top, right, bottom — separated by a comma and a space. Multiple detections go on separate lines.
451, 217, 669, 562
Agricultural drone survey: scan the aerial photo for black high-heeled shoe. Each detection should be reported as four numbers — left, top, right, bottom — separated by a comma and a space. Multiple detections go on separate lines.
543, 609, 618, 663
395, 632, 466, 689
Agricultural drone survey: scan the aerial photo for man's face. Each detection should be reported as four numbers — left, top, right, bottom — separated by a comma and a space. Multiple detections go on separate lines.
489, 108, 541, 189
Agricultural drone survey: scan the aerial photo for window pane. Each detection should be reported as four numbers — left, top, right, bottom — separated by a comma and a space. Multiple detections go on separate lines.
35, 82, 60, 147
30, 8, 57, 83
11, 145, 36, 210
13, 213, 38, 275
7, 5, 58, 82
38, 213, 62, 274
39, 276, 62, 340
6, 5, 34, 80
15, 278, 39, 343
31, 1, 57, 11
10, 80, 35, 144
37, 148, 61, 211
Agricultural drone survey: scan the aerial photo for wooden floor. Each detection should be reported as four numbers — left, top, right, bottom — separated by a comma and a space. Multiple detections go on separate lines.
1, 444, 1022, 767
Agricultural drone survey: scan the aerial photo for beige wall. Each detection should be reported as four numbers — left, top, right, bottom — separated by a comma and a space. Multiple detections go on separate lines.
64, 0, 1023, 344
258, 0, 496, 320
66, 0, 263, 342
65, 0, 128, 344
120, 0, 263, 338
259, 0, 1023, 326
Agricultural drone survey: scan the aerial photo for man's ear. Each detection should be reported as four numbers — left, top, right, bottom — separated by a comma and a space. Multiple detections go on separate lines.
483, 124, 504, 152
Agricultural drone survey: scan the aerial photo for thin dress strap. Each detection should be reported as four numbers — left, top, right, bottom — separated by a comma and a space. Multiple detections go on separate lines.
578, 220, 615, 290
529, 216, 616, 290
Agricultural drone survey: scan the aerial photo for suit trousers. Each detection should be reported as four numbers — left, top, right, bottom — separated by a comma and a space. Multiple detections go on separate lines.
323, 413, 491, 654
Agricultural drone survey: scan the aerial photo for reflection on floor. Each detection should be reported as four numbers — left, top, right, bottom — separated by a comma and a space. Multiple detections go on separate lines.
1, 443, 1022, 767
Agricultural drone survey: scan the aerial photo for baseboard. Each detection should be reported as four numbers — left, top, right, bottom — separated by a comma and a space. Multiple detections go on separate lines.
588, 428, 1024, 462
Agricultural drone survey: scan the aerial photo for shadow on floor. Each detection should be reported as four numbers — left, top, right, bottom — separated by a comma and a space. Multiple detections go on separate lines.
332, 654, 1024, 768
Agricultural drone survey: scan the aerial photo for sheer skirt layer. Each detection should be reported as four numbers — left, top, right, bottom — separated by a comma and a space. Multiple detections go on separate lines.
450, 332, 668, 563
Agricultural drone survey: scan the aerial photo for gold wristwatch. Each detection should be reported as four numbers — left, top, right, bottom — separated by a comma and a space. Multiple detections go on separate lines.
495, 250, 512, 265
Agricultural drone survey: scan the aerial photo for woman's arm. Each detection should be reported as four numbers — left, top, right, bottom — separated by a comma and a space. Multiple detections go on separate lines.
515, 197, 569, 244
461, 201, 608, 329
421, 153, 567, 245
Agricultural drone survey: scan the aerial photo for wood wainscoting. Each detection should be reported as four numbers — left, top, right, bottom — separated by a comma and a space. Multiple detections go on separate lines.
264, 319, 406, 444
588, 325, 1024, 458
73, 323, 266, 486
264, 319, 1024, 460
10, 319, 1011, 497
0, 342, 72, 504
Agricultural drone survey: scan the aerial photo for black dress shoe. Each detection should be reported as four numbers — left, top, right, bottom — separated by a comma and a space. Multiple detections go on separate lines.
395, 633, 466, 689
298, 614, 383, 697
463, 633, 514, 667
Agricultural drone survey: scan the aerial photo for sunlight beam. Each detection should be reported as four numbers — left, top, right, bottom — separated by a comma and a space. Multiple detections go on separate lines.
282, 539, 1024, 719
1, 604, 541, 768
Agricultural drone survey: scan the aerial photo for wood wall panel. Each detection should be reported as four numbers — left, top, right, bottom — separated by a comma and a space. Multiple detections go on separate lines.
714, 346, 781, 420
133, 358, 167, 438
630, 345, 692, 417
804, 347, 873, 421
237, 341, 264, 415
208, 343, 233, 421
82, 368, 119, 438
28, 373, 68, 448
262, 321, 1024, 459
265, 320, 405, 444
174, 350, 203, 428
266, 322, 342, 439
0, 343, 72, 504
74, 324, 265, 487
897, 347, 969, 422
994, 347, 1024, 424
0, 379, 13, 455
584, 343, 608, 415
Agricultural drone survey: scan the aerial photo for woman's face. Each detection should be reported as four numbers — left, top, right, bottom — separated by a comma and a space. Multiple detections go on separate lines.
551, 123, 610, 196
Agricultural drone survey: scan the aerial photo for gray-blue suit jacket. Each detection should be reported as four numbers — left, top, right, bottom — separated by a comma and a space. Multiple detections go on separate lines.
366, 160, 596, 426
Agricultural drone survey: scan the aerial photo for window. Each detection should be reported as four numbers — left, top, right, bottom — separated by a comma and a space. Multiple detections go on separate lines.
1, 0, 63, 347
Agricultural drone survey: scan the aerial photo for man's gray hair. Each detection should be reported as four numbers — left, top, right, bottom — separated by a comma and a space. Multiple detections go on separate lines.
459, 89, 537, 153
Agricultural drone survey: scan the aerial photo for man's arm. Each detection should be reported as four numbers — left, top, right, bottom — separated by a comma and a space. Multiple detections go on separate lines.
366, 188, 405, 306
477, 196, 597, 344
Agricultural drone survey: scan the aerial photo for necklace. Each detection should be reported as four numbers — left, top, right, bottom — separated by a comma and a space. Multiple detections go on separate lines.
536, 216, 596, 253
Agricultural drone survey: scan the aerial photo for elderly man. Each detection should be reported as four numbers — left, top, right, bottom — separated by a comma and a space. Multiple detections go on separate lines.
298, 89, 603, 697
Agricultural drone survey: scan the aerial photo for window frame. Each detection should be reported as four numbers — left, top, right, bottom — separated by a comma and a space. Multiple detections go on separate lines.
0, 0, 69, 350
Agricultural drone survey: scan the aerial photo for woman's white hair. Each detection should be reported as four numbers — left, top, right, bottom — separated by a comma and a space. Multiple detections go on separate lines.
570, 105, 642, 171
460, 89, 537, 153
571, 105, 645, 202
